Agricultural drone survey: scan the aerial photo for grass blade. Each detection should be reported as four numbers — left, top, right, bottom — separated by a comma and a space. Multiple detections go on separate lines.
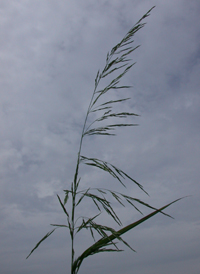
26, 229, 56, 259
72, 198, 183, 272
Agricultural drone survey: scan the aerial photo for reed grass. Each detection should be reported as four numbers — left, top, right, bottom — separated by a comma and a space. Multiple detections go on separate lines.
27, 6, 183, 274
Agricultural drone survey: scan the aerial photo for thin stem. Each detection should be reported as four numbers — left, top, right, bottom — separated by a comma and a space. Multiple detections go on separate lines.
71, 181, 75, 273
70, 74, 101, 273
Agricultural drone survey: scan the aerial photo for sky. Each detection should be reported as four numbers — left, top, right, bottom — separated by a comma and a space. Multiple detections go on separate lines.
0, 1, 200, 273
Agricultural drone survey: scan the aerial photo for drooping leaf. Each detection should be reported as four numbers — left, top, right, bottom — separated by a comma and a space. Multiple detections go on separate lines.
80, 156, 146, 193
72, 198, 183, 273
76, 214, 101, 234
76, 190, 122, 225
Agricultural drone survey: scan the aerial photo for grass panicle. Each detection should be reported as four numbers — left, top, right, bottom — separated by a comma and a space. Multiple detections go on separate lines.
27, 6, 183, 274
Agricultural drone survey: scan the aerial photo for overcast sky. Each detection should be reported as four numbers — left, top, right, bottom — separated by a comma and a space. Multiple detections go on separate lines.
0, 1, 200, 274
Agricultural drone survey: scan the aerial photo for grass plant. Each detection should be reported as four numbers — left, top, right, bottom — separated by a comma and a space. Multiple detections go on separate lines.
27, 6, 182, 274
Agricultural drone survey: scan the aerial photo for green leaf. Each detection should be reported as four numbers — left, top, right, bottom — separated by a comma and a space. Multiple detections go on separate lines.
77, 190, 122, 225
102, 63, 128, 78
80, 156, 126, 187
110, 191, 125, 207
57, 195, 69, 218
76, 188, 90, 206
81, 157, 147, 194
90, 106, 112, 113
98, 98, 131, 106
84, 123, 137, 137
26, 229, 57, 259
93, 248, 123, 253
96, 112, 139, 122
72, 198, 182, 272
50, 224, 69, 228
76, 214, 101, 234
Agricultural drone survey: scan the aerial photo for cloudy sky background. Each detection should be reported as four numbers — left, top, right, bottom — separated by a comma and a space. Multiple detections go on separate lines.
0, 1, 200, 273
